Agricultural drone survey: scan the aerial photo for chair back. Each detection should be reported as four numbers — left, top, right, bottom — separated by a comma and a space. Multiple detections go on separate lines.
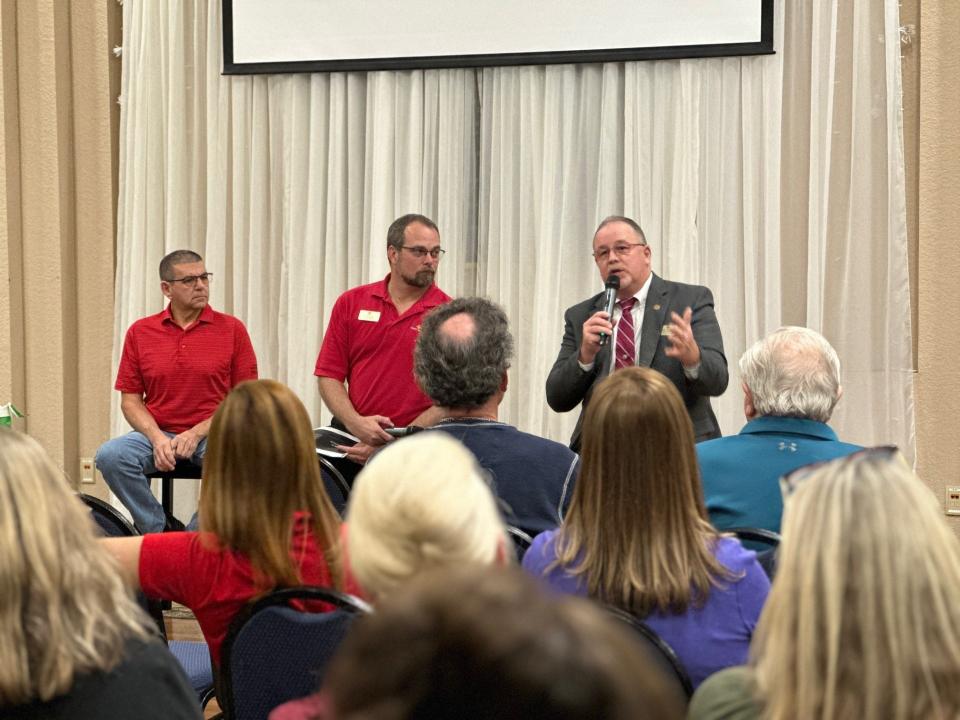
505, 525, 534, 561
605, 606, 694, 701
727, 527, 781, 579
219, 585, 371, 720
79, 493, 138, 537
318, 456, 351, 516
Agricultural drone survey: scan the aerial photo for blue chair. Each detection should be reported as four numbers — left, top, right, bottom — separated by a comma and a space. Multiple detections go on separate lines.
505, 525, 534, 561
727, 526, 781, 579
318, 456, 351, 517
218, 585, 371, 720
604, 605, 694, 701
80, 493, 138, 538
78, 493, 216, 708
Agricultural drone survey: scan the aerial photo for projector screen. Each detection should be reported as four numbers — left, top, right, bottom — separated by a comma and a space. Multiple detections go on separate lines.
223, 0, 774, 74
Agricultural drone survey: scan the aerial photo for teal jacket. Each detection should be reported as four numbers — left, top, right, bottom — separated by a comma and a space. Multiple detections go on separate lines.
697, 416, 862, 534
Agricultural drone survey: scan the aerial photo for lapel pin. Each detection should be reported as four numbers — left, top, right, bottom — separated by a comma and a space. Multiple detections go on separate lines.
653, 304, 661, 310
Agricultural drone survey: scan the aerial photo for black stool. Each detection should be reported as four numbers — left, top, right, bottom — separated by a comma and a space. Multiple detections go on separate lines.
146, 461, 203, 522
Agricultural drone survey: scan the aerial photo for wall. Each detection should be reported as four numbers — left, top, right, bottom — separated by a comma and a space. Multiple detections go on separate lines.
915, 0, 960, 524
0, 0, 119, 498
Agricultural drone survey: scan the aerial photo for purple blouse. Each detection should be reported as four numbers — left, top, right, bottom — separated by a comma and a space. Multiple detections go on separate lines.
521, 531, 770, 688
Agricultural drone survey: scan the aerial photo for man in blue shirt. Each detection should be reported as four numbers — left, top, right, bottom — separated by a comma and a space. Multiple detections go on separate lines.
697, 326, 862, 534
414, 297, 579, 536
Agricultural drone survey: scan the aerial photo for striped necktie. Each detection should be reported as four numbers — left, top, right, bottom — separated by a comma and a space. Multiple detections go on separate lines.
615, 297, 637, 370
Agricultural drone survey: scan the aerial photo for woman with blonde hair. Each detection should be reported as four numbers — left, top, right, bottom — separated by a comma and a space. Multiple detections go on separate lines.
690, 449, 960, 720
267, 432, 510, 720
105, 379, 351, 667
346, 431, 508, 599
522, 367, 769, 688
0, 429, 199, 719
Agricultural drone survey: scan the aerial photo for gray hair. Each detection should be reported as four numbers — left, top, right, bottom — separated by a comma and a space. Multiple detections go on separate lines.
593, 216, 647, 245
386, 214, 439, 250
738, 326, 842, 423
414, 297, 513, 409
159, 250, 202, 280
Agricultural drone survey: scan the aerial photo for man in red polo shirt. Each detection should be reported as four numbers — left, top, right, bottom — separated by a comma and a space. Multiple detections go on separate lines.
95, 250, 258, 533
315, 214, 451, 467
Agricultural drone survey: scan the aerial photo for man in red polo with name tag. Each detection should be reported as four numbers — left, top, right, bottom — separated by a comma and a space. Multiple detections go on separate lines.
95, 250, 258, 533
315, 214, 451, 467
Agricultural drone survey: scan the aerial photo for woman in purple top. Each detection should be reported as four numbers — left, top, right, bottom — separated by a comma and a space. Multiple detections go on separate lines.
523, 367, 769, 688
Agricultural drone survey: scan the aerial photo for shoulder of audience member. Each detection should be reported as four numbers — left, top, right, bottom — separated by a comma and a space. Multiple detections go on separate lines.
712, 535, 762, 574
688, 666, 760, 720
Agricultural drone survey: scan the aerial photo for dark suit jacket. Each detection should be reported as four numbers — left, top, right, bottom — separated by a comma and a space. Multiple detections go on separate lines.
546, 274, 728, 451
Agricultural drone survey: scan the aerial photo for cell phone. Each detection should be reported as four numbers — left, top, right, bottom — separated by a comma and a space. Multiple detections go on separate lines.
384, 426, 424, 438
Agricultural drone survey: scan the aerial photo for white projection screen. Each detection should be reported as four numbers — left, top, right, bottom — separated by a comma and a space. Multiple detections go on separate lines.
222, 0, 774, 74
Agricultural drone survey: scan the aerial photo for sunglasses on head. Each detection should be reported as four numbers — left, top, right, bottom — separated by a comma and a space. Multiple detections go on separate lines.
779, 445, 903, 499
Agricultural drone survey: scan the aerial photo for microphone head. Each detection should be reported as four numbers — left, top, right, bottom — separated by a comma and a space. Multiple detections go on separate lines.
604, 274, 620, 291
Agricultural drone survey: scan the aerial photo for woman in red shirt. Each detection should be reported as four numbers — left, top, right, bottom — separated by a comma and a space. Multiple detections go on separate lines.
104, 379, 350, 665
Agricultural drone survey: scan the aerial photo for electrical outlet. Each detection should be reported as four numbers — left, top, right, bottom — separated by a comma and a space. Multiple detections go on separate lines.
946, 486, 960, 516
80, 457, 96, 485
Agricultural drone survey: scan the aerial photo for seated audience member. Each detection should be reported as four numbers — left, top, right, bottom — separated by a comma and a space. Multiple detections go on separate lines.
96, 249, 258, 532
689, 448, 960, 720
346, 432, 509, 599
0, 430, 200, 719
273, 566, 684, 720
414, 297, 579, 535
697, 326, 861, 534
522, 367, 770, 688
268, 433, 511, 720
103, 379, 349, 666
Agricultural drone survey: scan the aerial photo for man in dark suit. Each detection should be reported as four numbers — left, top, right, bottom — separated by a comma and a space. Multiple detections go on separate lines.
546, 216, 728, 451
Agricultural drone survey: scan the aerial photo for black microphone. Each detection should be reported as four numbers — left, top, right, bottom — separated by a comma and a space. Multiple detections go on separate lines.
598, 275, 620, 346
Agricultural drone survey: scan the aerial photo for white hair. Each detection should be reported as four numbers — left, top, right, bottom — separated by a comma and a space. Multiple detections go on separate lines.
346, 433, 508, 600
738, 326, 841, 423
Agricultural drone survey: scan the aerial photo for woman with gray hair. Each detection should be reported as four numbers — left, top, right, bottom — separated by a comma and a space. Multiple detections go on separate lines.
0, 430, 199, 719
690, 448, 960, 719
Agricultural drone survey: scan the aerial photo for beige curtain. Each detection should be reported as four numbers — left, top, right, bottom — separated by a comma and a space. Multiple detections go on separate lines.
114, 0, 912, 484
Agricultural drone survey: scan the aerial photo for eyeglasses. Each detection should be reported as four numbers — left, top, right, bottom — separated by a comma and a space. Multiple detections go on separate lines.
400, 246, 446, 259
166, 272, 213, 287
779, 445, 902, 499
592, 242, 645, 262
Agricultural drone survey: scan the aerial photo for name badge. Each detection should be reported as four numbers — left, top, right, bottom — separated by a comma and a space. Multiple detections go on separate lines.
358, 310, 381, 322
660, 324, 672, 337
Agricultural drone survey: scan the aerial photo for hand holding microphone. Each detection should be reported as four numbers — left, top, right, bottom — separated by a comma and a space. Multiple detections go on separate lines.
577, 275, 619, 365
598, 275, 620, 347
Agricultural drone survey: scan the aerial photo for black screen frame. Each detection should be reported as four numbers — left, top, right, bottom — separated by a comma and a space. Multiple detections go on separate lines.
222, 0, 775, 75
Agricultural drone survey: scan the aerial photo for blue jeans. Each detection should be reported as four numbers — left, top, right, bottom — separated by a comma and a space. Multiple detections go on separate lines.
95, 431, 205, 533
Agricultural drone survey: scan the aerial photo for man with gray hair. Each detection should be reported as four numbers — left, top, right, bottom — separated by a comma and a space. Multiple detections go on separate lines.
96, 250, 258, 533
415, 297, 579, 535
697, 326, 862, 534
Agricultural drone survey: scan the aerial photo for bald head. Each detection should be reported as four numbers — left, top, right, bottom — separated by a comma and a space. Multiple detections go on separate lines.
439, 312, 477, 345
739, 327, 842, 423
414, 297, 514, 409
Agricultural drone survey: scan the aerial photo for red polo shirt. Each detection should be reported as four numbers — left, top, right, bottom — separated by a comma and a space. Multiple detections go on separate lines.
115, 304, 258, 433
314, 275, 450, 427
